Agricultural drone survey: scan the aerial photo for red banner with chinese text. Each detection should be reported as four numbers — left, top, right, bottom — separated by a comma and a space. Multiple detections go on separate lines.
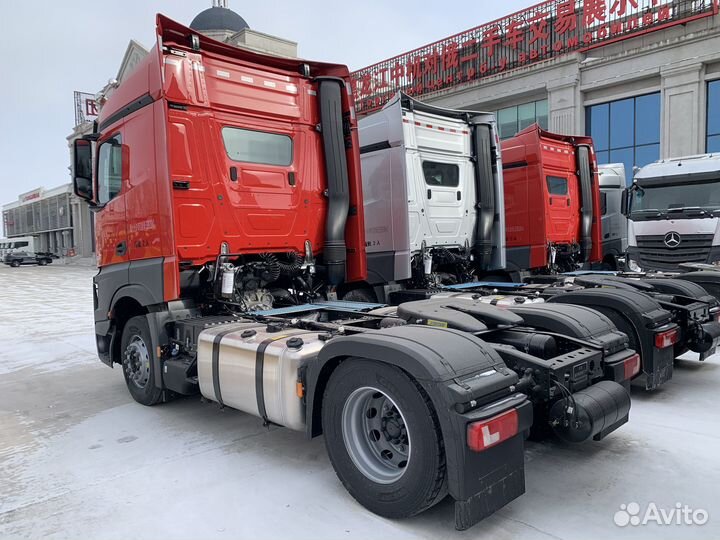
351, 0, 718, 114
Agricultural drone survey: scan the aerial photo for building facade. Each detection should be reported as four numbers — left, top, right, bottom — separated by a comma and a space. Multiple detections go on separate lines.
352, 0, 720, 184
1, 186, 93, 256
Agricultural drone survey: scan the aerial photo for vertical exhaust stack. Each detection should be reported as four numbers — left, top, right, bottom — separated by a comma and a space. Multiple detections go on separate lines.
471, 122, 496, 270
576, 145, 594, 263
317, 78, 350, 285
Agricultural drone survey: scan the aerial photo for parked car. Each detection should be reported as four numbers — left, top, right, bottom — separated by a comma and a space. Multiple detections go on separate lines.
4, 251, 55, 267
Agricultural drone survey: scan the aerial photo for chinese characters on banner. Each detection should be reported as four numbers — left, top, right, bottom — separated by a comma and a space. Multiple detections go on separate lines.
351, 0, 718, 114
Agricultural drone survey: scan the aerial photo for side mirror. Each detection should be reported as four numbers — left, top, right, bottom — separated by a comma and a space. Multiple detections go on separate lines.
73, 139, 93, 202
620, 188, 629, 216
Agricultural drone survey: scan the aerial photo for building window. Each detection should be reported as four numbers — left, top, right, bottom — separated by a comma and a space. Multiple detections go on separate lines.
708, 80, 720, 153
586, 93, 660, 185
497, 99, 548, 139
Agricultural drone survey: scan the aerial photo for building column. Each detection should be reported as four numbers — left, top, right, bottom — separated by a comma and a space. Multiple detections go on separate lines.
547, 73, 581, 135
661, 62, 704, 158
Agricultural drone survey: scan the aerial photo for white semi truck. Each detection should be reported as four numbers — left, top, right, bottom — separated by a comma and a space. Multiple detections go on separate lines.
624, 154, 720, 272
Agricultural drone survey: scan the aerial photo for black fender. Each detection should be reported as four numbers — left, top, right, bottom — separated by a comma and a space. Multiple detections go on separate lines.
676, 271, 720, 304
508, 304, 628, 357
546, 289, 676, 389
304, 324, 529, 508
93, 258, 166, 368
640, 278, 716, 303
93, 283, 166, 368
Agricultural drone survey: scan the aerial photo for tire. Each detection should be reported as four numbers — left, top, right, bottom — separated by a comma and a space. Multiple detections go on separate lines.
120, 315, 163, 406
38, 259, 47, 266
322, 359, 447, 519
342, 287, 377, 303
10, 260, 20, 268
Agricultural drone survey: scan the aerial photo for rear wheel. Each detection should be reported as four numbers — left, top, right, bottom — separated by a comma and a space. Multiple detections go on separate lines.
342, 287, 377, 303
10, 260, 20, 268
120, 315, 163, 406
322, 359, 447, 519
38, 259, 47, 266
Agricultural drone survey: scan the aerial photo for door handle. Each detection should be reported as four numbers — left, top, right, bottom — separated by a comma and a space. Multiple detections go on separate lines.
457, 191, 461, 201
427, 189, 432, 199
116, 241, 127, 256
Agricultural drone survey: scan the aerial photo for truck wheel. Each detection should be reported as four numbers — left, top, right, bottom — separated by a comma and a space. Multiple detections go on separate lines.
120, 316, 163, 406
342, 287, 377, 303
10, 260, 20, 268
322, 359, 447, 518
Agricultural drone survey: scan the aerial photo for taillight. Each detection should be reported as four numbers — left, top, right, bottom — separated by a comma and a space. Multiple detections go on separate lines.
623, 353, 641, 380
654, 328, 680, 349
467, 409, 518, 452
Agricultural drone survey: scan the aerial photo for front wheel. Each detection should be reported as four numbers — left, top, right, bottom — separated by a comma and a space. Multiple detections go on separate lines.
120, 315, 163, 406
38, 259, 47, 266
10, 260, 20, 268
322, 359, 447, 519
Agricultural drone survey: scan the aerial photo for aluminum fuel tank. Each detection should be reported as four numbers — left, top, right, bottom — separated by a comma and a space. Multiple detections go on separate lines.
197, 323, 325, 431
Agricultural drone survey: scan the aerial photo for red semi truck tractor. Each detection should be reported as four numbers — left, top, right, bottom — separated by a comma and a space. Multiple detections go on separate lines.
501, 125, 603, 274
72, 15, 637, 529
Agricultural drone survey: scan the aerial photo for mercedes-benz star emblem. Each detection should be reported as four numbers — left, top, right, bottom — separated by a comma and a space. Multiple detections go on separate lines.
664, 231, 681, 248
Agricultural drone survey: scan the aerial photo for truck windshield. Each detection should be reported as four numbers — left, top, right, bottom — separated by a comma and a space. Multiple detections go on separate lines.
631, 179, 720, 216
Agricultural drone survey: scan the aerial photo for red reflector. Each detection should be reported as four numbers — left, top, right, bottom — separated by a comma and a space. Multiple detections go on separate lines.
654, 328, 680, 349
623, 353, 641, 380
467, 409, 518, 452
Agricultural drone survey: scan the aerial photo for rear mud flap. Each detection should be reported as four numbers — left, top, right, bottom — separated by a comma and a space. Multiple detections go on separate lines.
454, 462, 525, 530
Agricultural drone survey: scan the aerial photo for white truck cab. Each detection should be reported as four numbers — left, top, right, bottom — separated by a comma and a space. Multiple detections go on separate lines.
624, 154, 720, 272
598, 164, 628, 269
358, 93, 505, 294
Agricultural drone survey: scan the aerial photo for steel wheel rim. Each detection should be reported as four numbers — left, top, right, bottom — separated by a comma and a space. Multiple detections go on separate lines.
341, 386, 411, 484
123, 335, 151, 389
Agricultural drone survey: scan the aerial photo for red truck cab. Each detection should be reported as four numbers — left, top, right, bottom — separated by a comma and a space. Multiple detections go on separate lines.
501, 125, 603, 273
73, 15, 366, 366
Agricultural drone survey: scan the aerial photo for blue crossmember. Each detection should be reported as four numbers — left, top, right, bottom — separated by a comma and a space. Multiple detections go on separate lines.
254, 300, 387, 317
563, 271, 619, 276
444, 281, 526, 290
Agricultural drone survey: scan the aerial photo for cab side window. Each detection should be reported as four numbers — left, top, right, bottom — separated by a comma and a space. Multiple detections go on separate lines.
97, 134, 123, 204
546, 176, 568, 196
422, 161, 459, 187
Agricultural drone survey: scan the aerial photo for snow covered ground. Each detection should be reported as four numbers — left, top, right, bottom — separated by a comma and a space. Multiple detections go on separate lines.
1, 264, 719, 540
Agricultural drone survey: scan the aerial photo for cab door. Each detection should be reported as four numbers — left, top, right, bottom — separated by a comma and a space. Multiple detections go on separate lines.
545, 173, 580, 242
419, 153, 471, 248
216, 122, 314, 251
94, 132, 129, 267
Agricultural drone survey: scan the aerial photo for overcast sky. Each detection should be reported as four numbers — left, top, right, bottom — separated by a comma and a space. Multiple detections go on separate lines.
0, 0, 534, 219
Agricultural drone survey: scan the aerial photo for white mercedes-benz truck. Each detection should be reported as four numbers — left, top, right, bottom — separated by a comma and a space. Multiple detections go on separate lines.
624, 154, 720, 272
